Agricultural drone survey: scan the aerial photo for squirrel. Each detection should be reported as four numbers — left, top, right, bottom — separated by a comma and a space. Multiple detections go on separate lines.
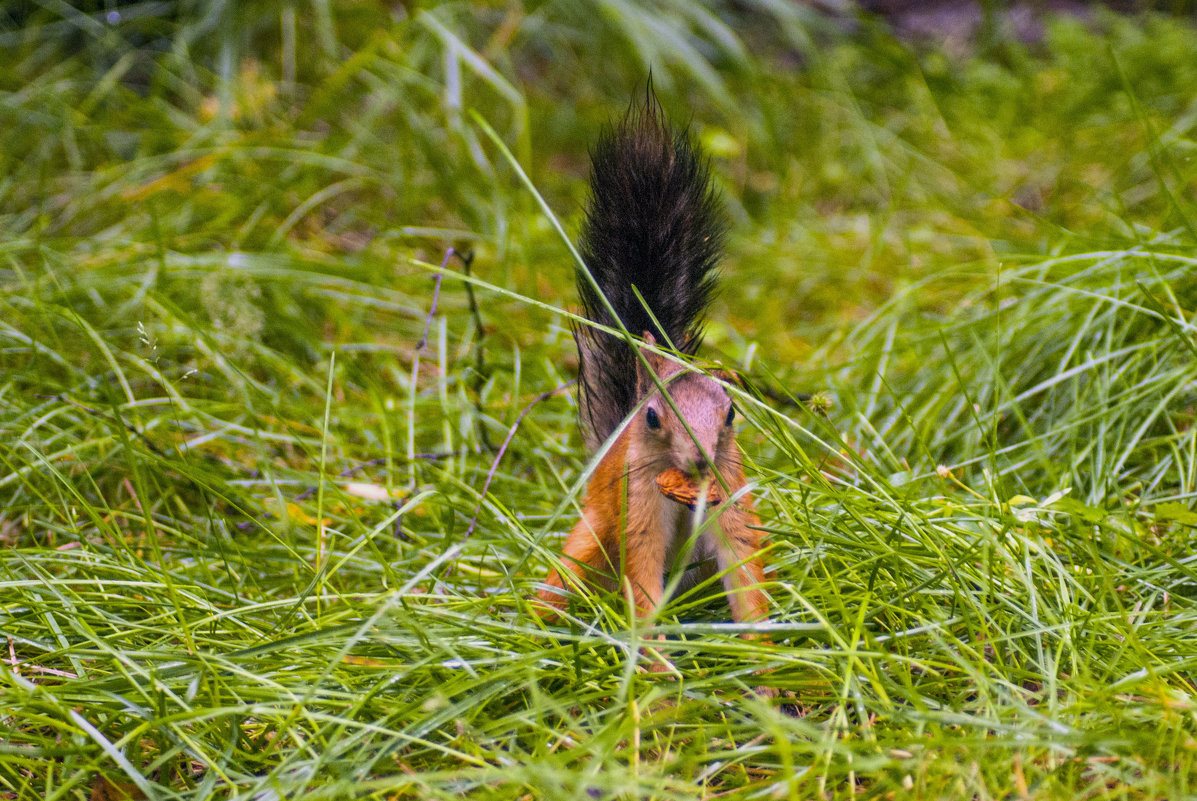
536, 93, 771, 629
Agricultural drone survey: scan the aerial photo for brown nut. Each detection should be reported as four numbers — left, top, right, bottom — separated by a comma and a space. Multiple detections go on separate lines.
656, 467, 722, 510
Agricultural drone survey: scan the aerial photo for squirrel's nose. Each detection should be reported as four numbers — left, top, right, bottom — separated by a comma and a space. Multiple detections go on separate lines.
691, 455, 710, 476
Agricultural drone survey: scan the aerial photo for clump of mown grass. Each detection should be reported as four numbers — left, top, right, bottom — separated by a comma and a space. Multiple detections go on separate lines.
2, 3, 1197, 800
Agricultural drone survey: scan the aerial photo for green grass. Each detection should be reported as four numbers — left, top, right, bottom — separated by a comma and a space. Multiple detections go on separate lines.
2, 3, 1197, 799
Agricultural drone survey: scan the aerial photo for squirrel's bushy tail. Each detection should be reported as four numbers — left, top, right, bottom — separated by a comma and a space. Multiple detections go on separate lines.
575, 91, 726, 450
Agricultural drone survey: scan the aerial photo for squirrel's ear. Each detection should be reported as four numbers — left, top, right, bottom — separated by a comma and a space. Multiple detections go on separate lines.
711, 368, 745, 391
636, 331, 670, 396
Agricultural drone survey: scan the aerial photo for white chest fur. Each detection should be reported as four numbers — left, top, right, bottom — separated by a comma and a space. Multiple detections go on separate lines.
657, 492, 716, 588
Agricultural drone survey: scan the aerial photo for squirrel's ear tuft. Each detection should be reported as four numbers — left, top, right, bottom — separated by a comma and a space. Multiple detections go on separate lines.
635, 331, 672, 396
712, 368, 743, 389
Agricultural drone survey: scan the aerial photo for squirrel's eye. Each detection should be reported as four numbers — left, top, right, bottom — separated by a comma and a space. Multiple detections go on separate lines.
645, 408, 661, 430
725, 405, 736, 426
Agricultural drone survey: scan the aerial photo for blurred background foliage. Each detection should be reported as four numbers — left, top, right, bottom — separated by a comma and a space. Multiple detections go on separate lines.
4, 0, 1196, 362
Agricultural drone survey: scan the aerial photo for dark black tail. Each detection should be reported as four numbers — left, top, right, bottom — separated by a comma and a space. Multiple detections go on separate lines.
575, 91, 726, 449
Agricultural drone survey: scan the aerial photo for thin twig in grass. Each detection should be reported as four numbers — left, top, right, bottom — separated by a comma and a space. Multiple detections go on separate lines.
417, 247, 476, 351
417, 248, 454, 351
36, 393, 169, 458
415, 248, 496, 452
465, 379, 575, 538
4, 635, 77, 679
460, 250, 497, 452
459, 249, 483, 343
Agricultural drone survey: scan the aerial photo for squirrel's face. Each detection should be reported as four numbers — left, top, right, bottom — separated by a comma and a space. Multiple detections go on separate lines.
638, 372, 736, 480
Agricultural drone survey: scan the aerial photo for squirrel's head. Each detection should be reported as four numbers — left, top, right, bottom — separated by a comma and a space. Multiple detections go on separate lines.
634, 334, 737, 480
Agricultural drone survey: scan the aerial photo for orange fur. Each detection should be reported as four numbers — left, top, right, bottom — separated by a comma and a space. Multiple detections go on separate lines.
537, 392, 770, 627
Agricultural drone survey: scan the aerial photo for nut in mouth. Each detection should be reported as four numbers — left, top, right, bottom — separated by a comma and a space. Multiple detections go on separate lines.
655, 467, 722, 511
